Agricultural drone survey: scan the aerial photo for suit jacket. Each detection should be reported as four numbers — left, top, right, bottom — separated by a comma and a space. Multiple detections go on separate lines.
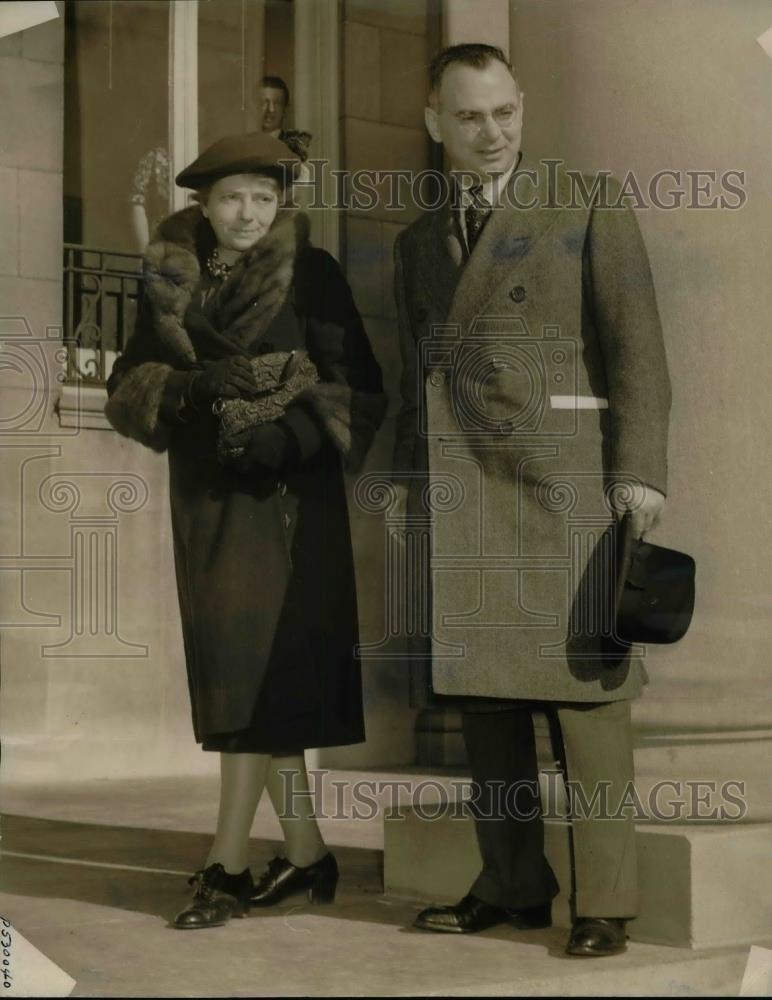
392, 160, 671, 703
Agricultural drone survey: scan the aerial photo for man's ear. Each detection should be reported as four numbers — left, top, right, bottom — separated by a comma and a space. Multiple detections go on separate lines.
424, 105, 442, 143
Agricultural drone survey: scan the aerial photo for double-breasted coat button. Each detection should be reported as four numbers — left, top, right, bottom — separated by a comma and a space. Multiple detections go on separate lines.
416, 306, 428, 322
429, 370, 446, 388
509, 285, 526, 303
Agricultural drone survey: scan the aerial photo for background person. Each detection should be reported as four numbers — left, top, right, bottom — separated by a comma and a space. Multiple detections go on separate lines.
259, 74, 312, 167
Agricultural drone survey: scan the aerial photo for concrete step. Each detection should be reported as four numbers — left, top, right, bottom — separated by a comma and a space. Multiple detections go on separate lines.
2, 776, 767, 995
384, 798, 772, 949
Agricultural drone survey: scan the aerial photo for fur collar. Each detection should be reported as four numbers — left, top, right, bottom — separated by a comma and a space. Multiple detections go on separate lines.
142, 205, 310, 362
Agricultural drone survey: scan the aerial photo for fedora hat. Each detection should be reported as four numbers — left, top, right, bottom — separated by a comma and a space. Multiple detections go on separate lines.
614, 513, 696, 645
175, 131, 300, 190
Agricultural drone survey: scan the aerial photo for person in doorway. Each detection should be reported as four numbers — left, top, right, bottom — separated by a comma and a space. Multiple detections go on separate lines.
106, 131, 386, 929
391, 43, 671, 957
259, 74, 312, 164
129, 141, 170, 251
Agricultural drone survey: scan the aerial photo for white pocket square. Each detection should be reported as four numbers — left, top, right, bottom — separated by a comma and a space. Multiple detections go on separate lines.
550, 395, 609, 410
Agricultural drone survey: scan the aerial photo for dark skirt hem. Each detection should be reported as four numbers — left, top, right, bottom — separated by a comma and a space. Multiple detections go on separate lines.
200, 728, 366, 754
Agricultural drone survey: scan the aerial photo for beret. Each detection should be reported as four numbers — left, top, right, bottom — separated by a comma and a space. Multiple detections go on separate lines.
175, 131, 300, 190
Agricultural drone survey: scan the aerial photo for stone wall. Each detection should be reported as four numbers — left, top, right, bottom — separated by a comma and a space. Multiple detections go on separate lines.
319, 0, 443, 768
508, 0, 772, 822
1, 3, 437, 784
0, 0, 203, 782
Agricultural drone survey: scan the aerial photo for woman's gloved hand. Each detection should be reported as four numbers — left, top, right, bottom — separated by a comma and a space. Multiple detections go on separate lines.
221, 421, 300, 473
188, 356, 258, 405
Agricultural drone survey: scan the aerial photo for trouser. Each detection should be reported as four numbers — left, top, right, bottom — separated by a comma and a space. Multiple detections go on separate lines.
463, 699, 638, 918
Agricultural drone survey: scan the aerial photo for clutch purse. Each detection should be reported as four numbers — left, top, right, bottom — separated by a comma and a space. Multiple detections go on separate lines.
212, 350, 319, 461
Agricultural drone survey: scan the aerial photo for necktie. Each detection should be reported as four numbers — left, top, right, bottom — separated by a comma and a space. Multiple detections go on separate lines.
465, 184, 492, 254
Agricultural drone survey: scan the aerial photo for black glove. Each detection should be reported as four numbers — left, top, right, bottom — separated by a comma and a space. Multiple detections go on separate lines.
188, 356, 258, 405
221, 421, 300, 473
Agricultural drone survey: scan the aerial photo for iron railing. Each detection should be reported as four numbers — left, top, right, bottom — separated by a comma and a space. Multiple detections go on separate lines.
63, 244, 143, 384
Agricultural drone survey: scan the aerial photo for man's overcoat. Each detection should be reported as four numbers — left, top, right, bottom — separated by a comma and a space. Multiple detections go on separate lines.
393, 163, 671, 703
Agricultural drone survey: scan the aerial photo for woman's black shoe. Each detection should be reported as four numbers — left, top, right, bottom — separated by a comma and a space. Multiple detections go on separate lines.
173, 863, 253, 929
250, 852, 338, 906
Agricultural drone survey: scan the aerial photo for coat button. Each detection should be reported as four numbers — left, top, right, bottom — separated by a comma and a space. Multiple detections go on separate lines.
509, 285, 526, 303
416, 306, 428, 322
429, 370, 446, 388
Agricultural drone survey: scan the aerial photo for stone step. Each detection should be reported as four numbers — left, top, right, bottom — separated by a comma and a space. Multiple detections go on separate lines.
384, 801, 772, 949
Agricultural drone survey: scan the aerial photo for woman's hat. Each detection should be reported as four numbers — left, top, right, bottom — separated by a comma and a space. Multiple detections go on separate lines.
175, 131, 300, 190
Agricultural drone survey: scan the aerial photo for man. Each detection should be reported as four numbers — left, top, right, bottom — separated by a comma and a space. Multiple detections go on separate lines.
259, 75, 311, 163
260, 75, 290, 135
392, 43, 670, 957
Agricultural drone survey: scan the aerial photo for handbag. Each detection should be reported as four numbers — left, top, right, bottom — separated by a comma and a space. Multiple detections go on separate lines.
212, 349, 319, 461
614, 513, 696, 644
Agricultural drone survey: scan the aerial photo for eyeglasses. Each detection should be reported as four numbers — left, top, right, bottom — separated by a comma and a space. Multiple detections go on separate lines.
450, 105, 520, 135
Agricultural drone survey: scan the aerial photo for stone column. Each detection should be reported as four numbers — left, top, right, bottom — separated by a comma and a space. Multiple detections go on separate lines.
409, 0, 513, 766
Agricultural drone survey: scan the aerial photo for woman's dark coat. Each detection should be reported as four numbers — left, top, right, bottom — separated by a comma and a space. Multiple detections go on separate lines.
105, 206, 387, 751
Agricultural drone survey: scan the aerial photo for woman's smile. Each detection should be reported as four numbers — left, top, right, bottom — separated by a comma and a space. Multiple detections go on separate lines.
202, 173, 280, 255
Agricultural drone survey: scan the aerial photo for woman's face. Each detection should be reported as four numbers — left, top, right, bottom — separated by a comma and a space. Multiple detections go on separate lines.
202, 173, 280, 258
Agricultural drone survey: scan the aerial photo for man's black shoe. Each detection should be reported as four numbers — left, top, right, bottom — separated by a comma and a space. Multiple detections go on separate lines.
414, 893, 551, 934
566, 917, 628, 956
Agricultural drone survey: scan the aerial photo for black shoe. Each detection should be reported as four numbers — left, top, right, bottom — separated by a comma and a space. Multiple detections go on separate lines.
414, 893, 552, 934
173, 863, 253, 929
566, 917, 628, 956
250, 852, 338, 907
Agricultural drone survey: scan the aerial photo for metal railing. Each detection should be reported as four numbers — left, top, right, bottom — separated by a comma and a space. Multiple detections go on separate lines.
63, 244, 143, 384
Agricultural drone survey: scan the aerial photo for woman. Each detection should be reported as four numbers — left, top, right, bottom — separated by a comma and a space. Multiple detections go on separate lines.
105, 132, 387, 930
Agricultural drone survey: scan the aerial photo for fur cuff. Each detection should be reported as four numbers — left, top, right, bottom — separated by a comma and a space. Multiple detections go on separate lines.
299, 382, 388, 472
104, 361, 175, 452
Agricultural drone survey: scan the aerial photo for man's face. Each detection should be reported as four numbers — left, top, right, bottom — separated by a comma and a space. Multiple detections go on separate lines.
260, 86, 287, 133
425, 60, 523, 182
